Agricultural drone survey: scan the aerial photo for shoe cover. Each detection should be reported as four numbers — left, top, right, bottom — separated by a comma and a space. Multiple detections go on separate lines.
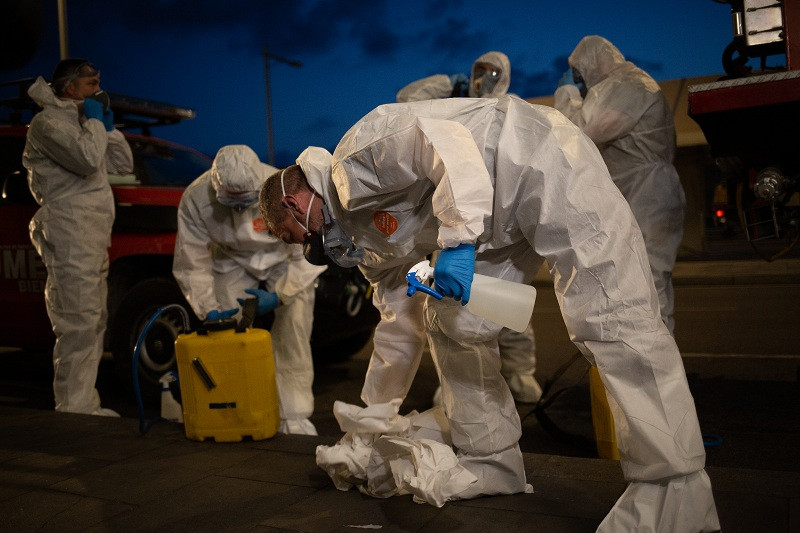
598, 470, 720, 532
280, 418, 318, 436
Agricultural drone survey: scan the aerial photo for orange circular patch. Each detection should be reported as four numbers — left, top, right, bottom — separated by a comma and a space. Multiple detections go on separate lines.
252, 217, 267, 233
373, 211, 398, 236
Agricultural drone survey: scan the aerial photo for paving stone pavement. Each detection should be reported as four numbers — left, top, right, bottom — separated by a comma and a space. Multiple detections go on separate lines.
1, 405, 797, 532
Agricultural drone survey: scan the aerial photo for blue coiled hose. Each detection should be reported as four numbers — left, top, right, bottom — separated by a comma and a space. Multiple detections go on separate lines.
132, 304, 190, 434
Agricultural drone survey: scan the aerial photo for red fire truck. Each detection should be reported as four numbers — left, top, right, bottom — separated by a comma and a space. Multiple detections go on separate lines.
688, 0, 799, 260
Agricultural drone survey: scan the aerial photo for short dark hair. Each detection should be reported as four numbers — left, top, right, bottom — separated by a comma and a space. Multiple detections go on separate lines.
50, 58, 98, 95
259, 164, 309, 232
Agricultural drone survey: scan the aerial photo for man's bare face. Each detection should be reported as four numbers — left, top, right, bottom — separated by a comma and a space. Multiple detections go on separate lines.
270, 210, 309, 244
66, 74, 101, 100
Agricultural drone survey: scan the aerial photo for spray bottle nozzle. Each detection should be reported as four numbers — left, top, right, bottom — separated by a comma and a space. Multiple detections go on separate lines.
406, 260, 443, 299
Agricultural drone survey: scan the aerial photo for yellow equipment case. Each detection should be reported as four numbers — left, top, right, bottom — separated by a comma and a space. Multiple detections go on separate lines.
174, 303, 280, 442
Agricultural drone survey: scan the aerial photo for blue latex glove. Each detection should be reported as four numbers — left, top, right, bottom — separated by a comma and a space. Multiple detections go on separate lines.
238, 288, 279, 316
434, 243, 475, 305
449, 73, 470, 97
102, 109, 115, 131
82, 97, 104, 122
449, 73, 469, 86
207, 308, 238, 320
557, 68, 577, 88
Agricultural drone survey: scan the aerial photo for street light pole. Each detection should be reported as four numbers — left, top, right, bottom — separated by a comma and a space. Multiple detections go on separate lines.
263, 47, 301, 166
57, 0, 69, 59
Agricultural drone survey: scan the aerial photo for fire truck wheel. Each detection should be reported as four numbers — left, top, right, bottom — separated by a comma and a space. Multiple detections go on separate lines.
110, 278, 194, 403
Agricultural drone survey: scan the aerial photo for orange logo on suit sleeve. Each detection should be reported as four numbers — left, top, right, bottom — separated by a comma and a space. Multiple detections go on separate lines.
374, 211, 398, 236
253, 217, 267, 233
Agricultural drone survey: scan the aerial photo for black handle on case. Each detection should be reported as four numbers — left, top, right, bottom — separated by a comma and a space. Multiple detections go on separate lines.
192, 357, 216, 390
236, 297, 258, 332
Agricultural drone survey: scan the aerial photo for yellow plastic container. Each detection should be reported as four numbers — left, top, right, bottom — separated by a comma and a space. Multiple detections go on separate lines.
175, 325, 280, 442
589, 366, 620, 460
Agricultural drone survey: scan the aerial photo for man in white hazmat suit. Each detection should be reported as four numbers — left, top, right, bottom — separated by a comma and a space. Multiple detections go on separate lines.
173, 144, 326, 435
261, 95, 720, 531
396, 50, 541, 405
554, 35, 686, 334
24, 59, 134, 416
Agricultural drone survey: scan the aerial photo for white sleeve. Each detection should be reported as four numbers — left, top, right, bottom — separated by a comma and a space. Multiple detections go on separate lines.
172, 191, 218, 319
105, 129, 134, 174
554, 84, 584, 123
335, 115, 492, 249
555, 79, 648, 146
396, 74, 454, 103
414, 117, 492, 247
28, 113, 108, 176
273, 244, 327, 305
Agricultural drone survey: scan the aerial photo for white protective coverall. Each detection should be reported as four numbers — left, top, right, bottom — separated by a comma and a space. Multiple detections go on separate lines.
311, 95, 719, 531
395, 51, 540, 404
554, 36, 686, 333
173, 145, 326, 435
24, 76, 134, 415
396, 51, 512, 102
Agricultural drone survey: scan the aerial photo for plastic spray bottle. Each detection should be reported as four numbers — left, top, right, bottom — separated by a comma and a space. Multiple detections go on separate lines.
406, 260, 536, 332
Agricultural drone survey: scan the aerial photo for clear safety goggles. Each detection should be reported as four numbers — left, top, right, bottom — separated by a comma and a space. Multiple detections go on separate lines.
54, 61, 100, 92
217, 191, 258, 212
471, 63, 502, 96
321, 205, 363, 268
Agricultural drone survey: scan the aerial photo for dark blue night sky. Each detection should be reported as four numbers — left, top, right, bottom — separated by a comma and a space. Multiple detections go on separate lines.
2, 0, 734, 167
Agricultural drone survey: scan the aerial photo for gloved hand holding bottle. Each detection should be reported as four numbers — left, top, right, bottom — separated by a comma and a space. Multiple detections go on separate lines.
433, 243, 475, 305
82, 97, 104, 122
238, 288, 280, 316
207, 308, 238, 320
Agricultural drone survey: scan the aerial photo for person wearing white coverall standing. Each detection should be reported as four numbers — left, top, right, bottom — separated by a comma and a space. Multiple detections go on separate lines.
173, 145, 326, 435
24, 59, 133, 416
261, 95, 719, 531
396, 50, 542, 404
554, 35, 686, 334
